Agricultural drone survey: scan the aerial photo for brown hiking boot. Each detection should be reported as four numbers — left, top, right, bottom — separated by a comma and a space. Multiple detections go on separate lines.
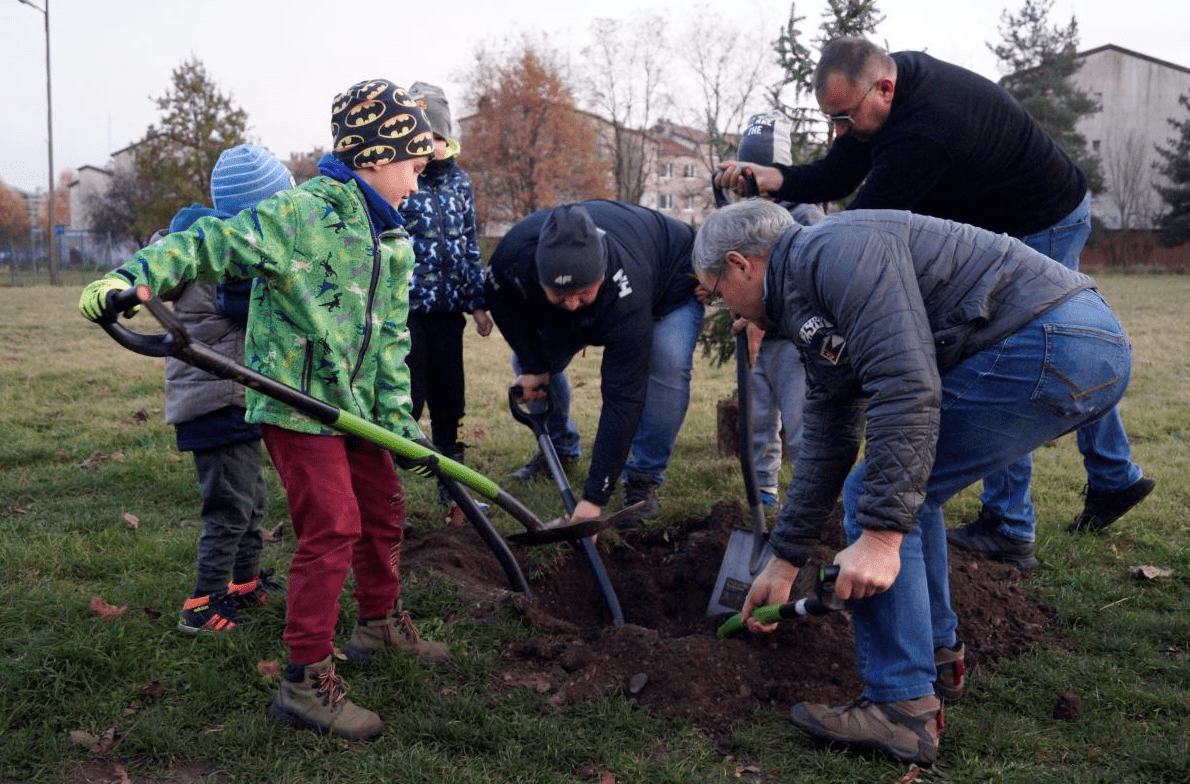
789, 694, 943, 765
343, 609, 451, 665
267, 655, 383, 740
934, 642, 966, 703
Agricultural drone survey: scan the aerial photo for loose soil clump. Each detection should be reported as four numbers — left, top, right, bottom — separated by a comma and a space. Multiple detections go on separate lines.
401, 499, 1053, 747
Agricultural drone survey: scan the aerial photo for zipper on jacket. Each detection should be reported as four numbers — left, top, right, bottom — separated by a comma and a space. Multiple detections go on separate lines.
348, 208, 383, 388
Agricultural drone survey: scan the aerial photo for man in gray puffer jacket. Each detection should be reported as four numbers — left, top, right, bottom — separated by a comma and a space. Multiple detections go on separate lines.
693, 200, 1133, 766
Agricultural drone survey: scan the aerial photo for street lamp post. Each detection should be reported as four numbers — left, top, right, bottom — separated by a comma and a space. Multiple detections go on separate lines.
17, 0, 58, 285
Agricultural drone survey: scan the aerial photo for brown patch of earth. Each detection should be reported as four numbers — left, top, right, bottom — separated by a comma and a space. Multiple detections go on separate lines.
401, 498, 1054, 748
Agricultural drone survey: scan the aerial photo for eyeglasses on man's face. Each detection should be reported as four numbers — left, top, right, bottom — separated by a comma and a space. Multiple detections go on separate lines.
822, 81, 880, 127
705, 264, 727, 310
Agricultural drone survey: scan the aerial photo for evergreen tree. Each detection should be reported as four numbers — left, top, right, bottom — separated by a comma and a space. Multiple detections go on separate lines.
769, 0, 883, 158
990, 0, 1102, 192
1153, 93, 1190, 246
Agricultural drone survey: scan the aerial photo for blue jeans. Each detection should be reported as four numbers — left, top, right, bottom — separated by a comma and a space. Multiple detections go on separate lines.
981, 193, 1142, 540
841, 290, 1131, 701
512, 294, 705, 485
750, 337, 806, 495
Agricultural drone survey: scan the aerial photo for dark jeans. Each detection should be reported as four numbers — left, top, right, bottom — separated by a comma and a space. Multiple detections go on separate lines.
408, 311, 467, 453
191, 440, 267, 595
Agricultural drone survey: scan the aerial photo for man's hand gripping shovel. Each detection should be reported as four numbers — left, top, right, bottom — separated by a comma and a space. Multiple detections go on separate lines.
716, 564, 843, 639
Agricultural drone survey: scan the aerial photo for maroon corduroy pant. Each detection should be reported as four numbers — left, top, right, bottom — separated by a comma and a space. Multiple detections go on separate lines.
261, 425, 405, 665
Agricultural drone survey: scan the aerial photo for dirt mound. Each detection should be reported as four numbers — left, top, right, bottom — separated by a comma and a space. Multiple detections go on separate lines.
401, 499, 1053, 747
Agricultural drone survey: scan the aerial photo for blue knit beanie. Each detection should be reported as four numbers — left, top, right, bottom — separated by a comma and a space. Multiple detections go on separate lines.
209, 144, 295, 215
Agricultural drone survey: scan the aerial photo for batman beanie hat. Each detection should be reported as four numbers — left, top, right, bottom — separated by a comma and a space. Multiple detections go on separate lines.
330, 79, 435, 169
535, 204, 607, 292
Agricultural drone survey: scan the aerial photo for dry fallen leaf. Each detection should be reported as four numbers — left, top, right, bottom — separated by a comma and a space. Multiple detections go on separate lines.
89, 596, 128, 619
599, 772, 616, 784
735, 762, 762, 776
140, 681, 165, 697
896, 764, 927, 783
132, 409, 149, 422
69, 730, 97, 747
1130, 565, 1174, 579
264, 521, 286, 543
257, 660, 281, 679
123, 512, 139, 529
91, 726, 121, 755
2, 505, 27, 515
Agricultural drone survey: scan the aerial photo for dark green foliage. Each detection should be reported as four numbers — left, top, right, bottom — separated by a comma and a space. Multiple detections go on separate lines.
1154, 93, 1190, 246
990, 0, 1103, 192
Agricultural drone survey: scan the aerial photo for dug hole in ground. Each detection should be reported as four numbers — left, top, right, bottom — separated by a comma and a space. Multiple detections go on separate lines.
402, 498, 1051, 748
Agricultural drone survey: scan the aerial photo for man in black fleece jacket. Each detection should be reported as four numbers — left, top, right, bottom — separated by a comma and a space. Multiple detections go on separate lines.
485, 200, 703, 528
716, 36, 1152, 569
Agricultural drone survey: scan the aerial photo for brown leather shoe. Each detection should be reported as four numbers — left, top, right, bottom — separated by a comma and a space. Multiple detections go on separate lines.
934, 642, 966, 702
790, 694, 943, 765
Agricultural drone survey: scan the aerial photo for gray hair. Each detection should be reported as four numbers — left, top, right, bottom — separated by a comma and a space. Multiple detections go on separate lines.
692, 199, 796, 275
813, 37, 894, 96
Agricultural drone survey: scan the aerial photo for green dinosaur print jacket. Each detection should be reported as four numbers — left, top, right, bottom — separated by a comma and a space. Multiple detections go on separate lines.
109, 175, 417, 438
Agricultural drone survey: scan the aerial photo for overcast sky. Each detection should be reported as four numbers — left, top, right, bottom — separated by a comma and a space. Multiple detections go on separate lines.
2, 0, 1188, 194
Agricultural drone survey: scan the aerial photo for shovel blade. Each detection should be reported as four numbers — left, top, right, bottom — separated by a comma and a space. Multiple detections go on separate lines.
507, 502, 646, 546
706, 526, 774, 616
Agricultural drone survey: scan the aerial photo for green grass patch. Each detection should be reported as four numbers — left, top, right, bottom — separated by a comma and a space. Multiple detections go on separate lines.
1, 275, 1188, 783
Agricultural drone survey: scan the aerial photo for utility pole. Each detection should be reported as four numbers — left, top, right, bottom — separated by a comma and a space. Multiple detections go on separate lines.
17, 0, 58, 285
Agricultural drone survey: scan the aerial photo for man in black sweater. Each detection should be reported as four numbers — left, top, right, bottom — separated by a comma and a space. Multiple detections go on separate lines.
717, 36, 1153, 569
485, 200, 703, 528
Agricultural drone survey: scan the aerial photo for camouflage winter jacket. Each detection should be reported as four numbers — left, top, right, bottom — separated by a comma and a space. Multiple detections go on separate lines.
106, 175, 417, 438
398, 158, 485, 315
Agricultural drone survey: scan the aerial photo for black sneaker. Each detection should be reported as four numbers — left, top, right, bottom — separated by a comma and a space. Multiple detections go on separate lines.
509, 451, 576, 482
225, 568, 286, 610
946, 508, 1039, 570
177, 592, 240, 634
1069, 477, 1156, 533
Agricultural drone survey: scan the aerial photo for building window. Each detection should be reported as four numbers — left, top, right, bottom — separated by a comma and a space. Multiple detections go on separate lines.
683, 164, 698, 178
1091, 139, 1100, 153
658, 194, 674, 209
684, 195, 697, 211
659, 163, 674, 179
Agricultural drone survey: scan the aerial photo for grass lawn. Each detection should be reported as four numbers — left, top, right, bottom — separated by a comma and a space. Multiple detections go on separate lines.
1, 271, 1188, 783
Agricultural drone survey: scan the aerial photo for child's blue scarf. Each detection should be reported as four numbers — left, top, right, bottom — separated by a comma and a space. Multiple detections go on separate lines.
317, 153, 406, 232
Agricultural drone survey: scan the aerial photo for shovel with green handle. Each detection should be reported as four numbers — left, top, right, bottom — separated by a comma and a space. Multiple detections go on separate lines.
716, 564, 842, 639
94, 286, 623, 593
706, 330, 775, 616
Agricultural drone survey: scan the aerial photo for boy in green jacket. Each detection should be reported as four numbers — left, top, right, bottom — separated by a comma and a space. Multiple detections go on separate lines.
80, 79, 447, 740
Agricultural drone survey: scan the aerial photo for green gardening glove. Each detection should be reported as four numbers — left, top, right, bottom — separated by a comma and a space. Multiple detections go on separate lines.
79, 277, 132, 322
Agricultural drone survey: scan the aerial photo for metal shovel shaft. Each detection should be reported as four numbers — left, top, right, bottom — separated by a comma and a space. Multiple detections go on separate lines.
509, 386, 625, 627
